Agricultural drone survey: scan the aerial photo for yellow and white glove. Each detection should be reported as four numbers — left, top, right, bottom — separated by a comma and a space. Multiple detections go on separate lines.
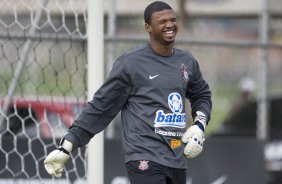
182, 111, 207, 158
44, 138, 73, 177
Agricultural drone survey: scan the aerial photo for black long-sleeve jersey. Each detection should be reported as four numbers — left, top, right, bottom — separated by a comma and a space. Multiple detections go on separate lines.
65, 42, 212, 169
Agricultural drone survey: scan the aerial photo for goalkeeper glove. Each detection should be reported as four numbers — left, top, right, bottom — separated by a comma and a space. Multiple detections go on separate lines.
44, 138, 73, 177
181, 111, 207, 158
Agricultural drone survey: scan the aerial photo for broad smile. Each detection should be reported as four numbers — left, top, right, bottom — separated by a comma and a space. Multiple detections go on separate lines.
163, 30, 175, 37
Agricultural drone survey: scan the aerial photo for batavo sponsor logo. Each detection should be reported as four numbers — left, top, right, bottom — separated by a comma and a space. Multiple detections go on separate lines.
170, 139, 182, 149
154, 92, 186, 128
154, 110, 185, 128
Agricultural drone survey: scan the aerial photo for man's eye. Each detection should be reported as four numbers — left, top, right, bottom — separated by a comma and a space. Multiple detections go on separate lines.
158, 19, 176, 24
158, 20, 166, 24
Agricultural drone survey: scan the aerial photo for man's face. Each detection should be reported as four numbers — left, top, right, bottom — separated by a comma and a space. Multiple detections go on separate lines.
146, 9, 178, 46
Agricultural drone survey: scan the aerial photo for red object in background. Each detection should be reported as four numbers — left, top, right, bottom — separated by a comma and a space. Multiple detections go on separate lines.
0, 97, 86, 138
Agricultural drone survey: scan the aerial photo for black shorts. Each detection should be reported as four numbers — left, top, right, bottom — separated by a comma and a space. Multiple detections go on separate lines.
125, 160, 187, 184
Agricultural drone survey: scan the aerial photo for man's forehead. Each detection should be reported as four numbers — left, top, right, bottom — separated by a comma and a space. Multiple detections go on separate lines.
151, 9, 176, 20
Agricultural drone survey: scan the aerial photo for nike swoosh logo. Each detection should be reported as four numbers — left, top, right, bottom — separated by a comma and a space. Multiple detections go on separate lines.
149, 74, 159, 79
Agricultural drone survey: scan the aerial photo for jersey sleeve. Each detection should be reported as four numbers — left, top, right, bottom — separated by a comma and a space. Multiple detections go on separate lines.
186, 59, 212, 123
65, 59, 132, 148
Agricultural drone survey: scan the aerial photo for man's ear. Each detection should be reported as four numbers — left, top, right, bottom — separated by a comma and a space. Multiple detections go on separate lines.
145, 23, 152, 33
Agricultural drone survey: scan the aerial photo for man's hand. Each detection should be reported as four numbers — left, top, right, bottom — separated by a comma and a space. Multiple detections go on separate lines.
181, 125, 205, 158
182, 111, 207, 158
44, 138, 73, 177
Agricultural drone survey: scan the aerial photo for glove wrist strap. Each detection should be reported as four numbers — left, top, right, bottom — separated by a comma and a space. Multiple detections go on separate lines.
193, 111, 207, 132
59, 138, 73, 154
193, 121, 205, 132
58, 147, 70, 155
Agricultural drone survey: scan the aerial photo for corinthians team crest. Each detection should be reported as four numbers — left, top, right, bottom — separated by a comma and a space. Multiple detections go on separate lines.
138, 160, 149, 171
180, 63, 189, 84
154, 92, 186, 129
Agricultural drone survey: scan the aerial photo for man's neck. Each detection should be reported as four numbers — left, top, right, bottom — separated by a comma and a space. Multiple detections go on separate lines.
149, 40, 174, 57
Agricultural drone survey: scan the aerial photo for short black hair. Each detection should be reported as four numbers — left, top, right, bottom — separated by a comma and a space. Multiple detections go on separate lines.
144, 1, 172, 24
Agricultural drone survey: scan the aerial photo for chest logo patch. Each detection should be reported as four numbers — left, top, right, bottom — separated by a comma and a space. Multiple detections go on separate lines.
168, 92, 183, 113
149, 74, 159, 79
154, 92, 186, 129
180, 64, 189, 84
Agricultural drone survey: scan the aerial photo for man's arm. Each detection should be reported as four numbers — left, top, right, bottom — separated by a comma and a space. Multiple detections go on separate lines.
186, 59, 212, 122
182, 59, 212, 158
44, 60, 132, 177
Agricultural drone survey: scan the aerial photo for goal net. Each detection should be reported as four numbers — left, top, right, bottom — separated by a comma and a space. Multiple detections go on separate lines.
0, 0, 88, 183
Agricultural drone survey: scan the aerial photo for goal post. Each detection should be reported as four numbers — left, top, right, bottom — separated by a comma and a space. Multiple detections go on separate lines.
87, 0, 104, 184
0, 0, 106, 181
0, 0, 89, 183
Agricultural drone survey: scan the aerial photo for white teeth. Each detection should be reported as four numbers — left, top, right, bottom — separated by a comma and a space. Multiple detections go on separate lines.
165, 30, 173, 34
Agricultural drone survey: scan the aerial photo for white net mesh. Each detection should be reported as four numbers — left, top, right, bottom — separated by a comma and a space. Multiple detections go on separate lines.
0, 0, 88, 183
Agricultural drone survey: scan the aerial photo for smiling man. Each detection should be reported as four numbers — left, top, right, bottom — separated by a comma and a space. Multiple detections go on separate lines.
44, 1, 212, 184
145, 3, 178, 54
